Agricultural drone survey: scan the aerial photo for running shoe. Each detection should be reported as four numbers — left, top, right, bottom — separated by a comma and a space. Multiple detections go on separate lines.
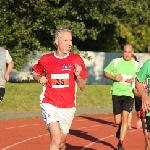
117, 143, 124, 150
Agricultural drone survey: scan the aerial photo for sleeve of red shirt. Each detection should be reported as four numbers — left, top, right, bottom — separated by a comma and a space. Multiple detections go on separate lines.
32, 57, 45, 75
77, 56, 88, 80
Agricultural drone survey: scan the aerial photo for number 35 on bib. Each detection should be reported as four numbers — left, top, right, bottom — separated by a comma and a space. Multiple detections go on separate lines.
51, 73, 69, 88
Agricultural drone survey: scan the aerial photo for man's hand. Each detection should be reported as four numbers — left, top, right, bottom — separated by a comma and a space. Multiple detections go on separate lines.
114, 74, 122, 82
74, 63, 86, 90
4, 73, 10, 81
74, 63, 82, 76
142, 93, 150, 111
38, 76, 48, 85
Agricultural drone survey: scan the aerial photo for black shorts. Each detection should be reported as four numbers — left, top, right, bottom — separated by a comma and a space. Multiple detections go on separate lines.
0, 88, 5, 101
146, 116, 150, 132
134, 96, 142, 111
112, 95, 134, 115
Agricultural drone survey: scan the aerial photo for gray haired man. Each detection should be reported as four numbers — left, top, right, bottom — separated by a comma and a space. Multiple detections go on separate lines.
32, 27, 88, 150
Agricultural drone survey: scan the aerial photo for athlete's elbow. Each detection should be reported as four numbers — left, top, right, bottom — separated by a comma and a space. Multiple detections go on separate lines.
103, 72, 107, 77
103, 72, 111, 79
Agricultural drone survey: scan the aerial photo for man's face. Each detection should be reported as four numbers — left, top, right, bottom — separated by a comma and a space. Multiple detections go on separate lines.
123, 46, 133, 61
56, 31, 72, 54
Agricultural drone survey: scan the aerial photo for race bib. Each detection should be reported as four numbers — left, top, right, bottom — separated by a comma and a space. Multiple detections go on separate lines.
51, 73, 69, 88
119, 74, 132, 85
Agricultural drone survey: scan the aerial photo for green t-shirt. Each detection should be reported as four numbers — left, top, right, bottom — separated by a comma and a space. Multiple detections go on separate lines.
104, 57, 140, 98
137, 59, 150, 116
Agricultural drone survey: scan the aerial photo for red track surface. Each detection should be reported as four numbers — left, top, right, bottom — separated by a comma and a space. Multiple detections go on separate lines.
0, 113, 145, 150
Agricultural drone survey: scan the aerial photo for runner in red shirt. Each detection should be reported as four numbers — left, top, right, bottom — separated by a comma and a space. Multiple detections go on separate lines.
32, 27, 88, 150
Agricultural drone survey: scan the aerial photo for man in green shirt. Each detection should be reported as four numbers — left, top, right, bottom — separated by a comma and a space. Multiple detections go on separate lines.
136, 58, 150, 150
136, 60, 150, 113
104, 44, 140, 150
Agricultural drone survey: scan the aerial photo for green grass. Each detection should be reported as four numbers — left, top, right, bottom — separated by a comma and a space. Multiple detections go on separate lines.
0, 83, 112, 112
76, 85, 112, 108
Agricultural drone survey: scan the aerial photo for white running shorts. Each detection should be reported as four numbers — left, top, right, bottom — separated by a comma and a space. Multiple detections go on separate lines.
40, 103, 76, 134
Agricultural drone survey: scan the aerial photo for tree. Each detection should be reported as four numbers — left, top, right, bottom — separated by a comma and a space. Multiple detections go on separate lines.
70, 0, 150, 52
0, 0, 150, 70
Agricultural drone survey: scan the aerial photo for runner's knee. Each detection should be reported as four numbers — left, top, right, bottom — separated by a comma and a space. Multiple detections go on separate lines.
122, 112, 129, 123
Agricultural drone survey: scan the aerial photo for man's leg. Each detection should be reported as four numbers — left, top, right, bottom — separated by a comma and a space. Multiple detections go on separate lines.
114, 111, 129, 150
120, 110, 130, 141
58, 107, 76, 150
136, 111, 141, 120
112, 95, 122, 139
114, 110, 129, 150
135, 96, 142, 129
116, 96, 134, 150
59, 133, 67, 150
141, 119, 150, 150
114, 114, 122, 125
48, 122, 62, 150
127, 112, 132, 130
40, 103, 64, 150
114, 114, 122, 139
146, 116, 150, 150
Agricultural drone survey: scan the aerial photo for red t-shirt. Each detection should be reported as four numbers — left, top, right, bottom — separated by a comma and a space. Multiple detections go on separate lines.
33, 52, 88, 108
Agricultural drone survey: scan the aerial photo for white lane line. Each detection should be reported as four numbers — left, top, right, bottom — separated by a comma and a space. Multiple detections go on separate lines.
80, 134, 115, 150
4, 124, 40, 130
80, 129, 142, 150
1, 133, 49, 150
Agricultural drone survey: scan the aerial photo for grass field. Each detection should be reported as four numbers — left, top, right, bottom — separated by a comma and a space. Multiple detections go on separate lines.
0, 83, 112, 113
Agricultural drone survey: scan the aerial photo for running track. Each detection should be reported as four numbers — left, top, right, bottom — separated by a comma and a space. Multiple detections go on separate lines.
0, 113, 145, 150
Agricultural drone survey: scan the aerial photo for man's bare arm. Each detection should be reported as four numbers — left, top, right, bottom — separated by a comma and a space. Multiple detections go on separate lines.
74, 63, 87, 91
6, 61, 14, 74
4, 61, 14, 81
135, 78, 147, 97
103, 72, 122, 82
32, 72, 48, 84
33, 72, 42, 81
103, 72, 115, 80
76, 75, 86, 91
135, 78, 150, 111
